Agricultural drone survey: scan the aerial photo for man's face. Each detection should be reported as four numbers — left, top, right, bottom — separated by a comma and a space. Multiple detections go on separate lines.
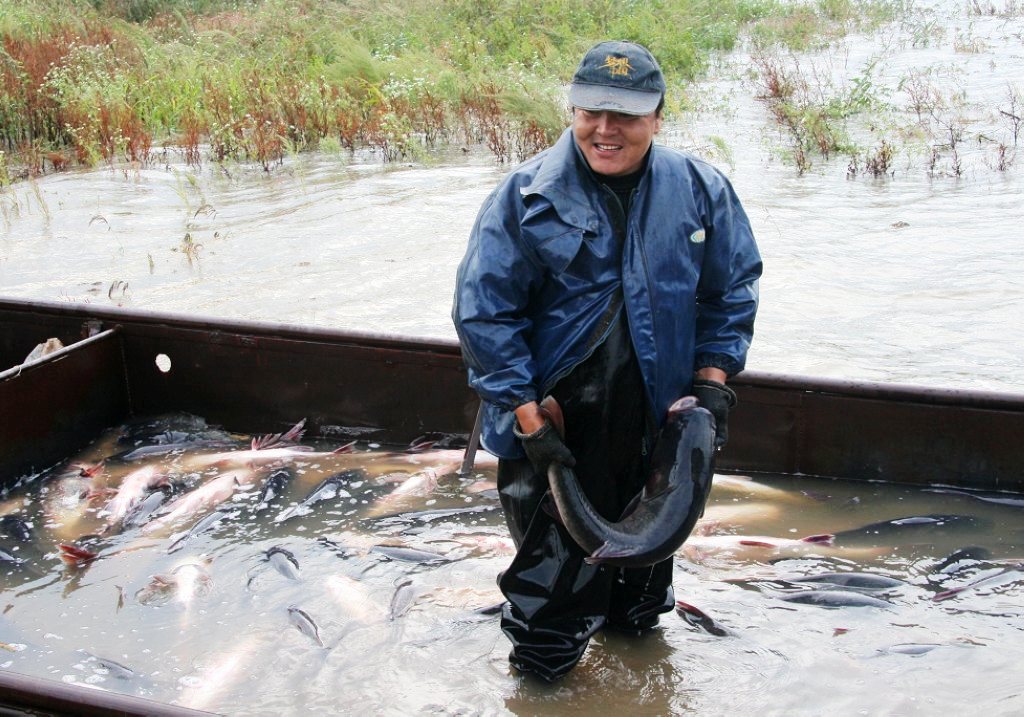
572, 108, 662, 177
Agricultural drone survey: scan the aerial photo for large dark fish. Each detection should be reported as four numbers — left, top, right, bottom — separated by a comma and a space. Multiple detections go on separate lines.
544, 395, 716, 568
252, 468, 292, 513
833, 514, 991, 544
775, 590, 893, 609
932, 562, 1024, 601
785, 572, 905, 591
1, 515, 32, 543
675, 600, 732, 636
266, 546, 301, 580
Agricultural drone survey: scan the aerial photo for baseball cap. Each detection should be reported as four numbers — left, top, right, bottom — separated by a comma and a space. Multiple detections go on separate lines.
568, 40, 666, 116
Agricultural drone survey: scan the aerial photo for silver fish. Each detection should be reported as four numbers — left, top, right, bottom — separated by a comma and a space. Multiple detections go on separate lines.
167, 509, 232, 553
275, 470, 361, 523
267, 546, 300, 580
287, 605, 325, 647
775, 590, 893, 609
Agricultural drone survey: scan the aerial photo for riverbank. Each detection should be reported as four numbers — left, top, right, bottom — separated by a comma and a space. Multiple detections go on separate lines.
0, 0, 896, 181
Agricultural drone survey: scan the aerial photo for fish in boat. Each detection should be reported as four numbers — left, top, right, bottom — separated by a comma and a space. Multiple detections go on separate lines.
932, 562, 1024, 601
369, 544, 452, 564
399, 448, 499, 469
364, 463, 457, 518
167, 509, 233, 553
184, 443, 354, 471
711, 474, 810, 503
0, 545, 26, 565
1, 515, 32, 543
266, 546, 301, 580
325, 574, 386, 622
98, 464, 170, 530
924, 487, 1024, 508
136, 560, 212, 606
833, 514, 992, 544
679, 532, 837, 560
275, 469, 362, 522
783, 572, 905, 591
123, 490, 169, 528
42, 461, 108, 534
111, 439, 236, 462
57, 542, 99, 567
252, 468, 292, 513
388, 578, 417, 621
928, 546, 993, 575
544, 395, 716, 568
141, 467, 264, 535
774, 589, 893, 609
287, 605, 325, 647
675, 600, 732, 636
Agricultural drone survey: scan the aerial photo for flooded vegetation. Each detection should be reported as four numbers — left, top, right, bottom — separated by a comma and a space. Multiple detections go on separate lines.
0, 413, 1021, 714
1, 0, 896, 178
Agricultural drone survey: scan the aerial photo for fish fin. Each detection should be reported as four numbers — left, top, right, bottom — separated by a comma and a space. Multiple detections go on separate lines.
801, 533, 835, 545
932, 586, 966, 602
252, 418, 307, 450
405, 439, 436, 453
738, 540, 775, 548
58, 543, 98, 565
587, 542, 631, 563
333, 441, 357, 454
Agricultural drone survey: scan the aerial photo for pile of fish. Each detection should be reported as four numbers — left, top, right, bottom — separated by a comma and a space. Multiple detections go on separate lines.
0, 411, 1021, 710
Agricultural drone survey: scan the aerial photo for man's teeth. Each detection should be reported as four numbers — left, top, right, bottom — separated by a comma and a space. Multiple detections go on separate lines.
596, 143, 620, 150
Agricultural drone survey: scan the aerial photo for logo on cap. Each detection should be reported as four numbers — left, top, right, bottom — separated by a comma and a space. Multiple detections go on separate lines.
600, 55, 633, 78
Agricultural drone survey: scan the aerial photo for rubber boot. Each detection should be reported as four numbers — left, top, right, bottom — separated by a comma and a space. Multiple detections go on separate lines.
497, 492, 611, 681
607, 557, 676, 633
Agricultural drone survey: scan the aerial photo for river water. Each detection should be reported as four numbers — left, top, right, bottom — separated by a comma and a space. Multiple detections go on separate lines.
1, 0, 1023, 714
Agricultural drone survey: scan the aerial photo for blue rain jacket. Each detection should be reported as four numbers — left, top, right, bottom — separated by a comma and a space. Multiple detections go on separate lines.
452, 128, 762, 459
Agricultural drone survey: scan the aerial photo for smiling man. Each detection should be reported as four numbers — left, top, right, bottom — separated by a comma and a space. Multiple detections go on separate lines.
452, 40, 762, 681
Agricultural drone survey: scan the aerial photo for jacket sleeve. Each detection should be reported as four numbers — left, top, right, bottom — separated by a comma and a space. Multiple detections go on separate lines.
452, 187, 545, 411
693, 170, 762, 377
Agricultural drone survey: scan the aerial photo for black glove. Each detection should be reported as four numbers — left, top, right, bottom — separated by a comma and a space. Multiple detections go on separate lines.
513, 420, 576, 474
692, 378, 738, 448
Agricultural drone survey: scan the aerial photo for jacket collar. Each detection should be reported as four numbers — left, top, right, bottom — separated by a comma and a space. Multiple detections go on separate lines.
521, 128, 656, 232
520, 128, 602, 233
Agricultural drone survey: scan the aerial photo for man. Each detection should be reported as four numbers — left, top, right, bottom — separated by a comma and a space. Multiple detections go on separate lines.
452, 40, 761, 681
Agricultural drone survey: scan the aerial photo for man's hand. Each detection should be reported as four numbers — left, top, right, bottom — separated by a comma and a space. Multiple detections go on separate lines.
692, 378, 737, 448
513, 414, 576, 473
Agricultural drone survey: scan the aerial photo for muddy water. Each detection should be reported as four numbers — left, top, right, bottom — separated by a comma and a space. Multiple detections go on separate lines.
0, 415, 1022, 715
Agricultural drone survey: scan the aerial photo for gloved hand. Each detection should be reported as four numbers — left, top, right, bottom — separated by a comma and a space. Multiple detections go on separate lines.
692, 378, 738, 448
513, 420, 576, 474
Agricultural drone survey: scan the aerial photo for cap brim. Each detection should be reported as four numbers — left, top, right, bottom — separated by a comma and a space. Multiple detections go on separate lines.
569, 82, 661, 116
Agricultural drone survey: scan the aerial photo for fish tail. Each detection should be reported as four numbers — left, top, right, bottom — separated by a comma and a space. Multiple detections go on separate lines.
58, 543, 98, 565
801, 533, 835, 545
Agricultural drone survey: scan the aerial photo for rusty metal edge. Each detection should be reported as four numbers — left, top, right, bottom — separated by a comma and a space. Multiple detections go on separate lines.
0, 328, 119, 382
0, 669, 217, 717
4, 297, 1023, 408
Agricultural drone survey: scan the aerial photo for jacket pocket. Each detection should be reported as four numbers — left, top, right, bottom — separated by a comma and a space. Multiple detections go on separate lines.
532, 227, 584, 275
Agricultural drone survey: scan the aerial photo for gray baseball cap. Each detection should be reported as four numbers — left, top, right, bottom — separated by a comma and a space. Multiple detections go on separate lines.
568, 41, 666, 116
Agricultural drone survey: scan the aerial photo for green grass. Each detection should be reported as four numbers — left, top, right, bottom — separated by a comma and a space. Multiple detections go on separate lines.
0, 0, 896, 175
